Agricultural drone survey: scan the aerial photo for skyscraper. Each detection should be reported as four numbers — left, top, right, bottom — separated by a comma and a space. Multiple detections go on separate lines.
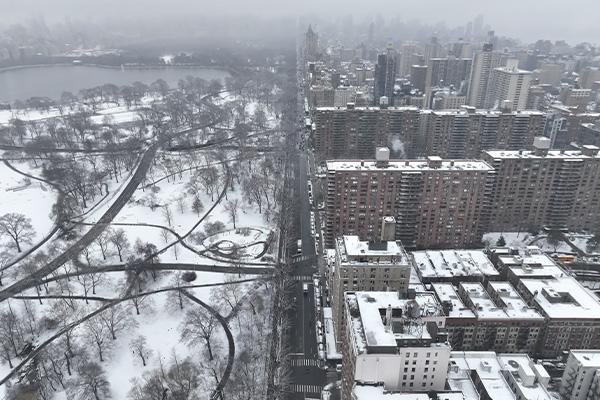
467, 44, 507, 108
485, 62, 533, 111
304, 25, 319, 61
374, 45, 398, 106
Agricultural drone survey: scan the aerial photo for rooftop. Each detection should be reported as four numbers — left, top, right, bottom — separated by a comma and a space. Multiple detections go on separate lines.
431, 283, 476, 319
352, 385, 464, 400
346, 291, 446, 353
493, 247, 565, 278
337, 236, 409, 265
460, 282, 543, 320
412, 250, 499, 280
327, 159, 493, 172
519, 277, 600, 320
484, 149, 600, 160
448, 352, 553, 400
570, 350, 600, 367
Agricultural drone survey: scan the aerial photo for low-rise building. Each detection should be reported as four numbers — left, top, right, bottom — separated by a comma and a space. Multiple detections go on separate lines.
560, 350, 600, 400
518, 276, 600, 357
331, 235, 412, 345
488, 246, 565, 287
411, 249, 499, 284
341, 291, 450, 399
448, 352, 553, 400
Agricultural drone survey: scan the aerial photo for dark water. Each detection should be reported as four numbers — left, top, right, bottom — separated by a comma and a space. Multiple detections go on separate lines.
0, 65, 229, 103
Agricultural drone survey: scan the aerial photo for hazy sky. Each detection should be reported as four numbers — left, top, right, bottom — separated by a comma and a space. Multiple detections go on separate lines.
1, 0, 598, 43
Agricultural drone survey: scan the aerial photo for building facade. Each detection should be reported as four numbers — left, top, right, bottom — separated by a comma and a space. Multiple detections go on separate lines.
467, 44, 507, 108
325, 150, 494, 249
485, 65, 532, 111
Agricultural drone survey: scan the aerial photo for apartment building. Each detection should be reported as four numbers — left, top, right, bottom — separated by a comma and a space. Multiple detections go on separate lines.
560, 350, 600, 400
313, 105, 421, 159
325, 149, 494, 249
431, 282, 544, 354
341, 291, 450, 400
488, 246, 565, 287
313, 106, 545, 160
483, 138, 600, 232
421, 108, 545, 158
331, 235, 412, 346
411, 249, 500, 284
517, 276, 600, 358
467, 44, 508, 108
485, 65, 532, 111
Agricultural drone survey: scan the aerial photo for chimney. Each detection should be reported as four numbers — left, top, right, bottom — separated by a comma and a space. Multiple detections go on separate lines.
427, 156, 443, 168
385, 304, 393, 333
376, 147, 390, 167
381, 216, 396, 241
533, 136, 551, 156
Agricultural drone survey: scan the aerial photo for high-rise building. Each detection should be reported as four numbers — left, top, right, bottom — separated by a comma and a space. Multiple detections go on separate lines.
304, 25, 319, 61
399, 42, 419, 77
374, 45, 398, 105
485, 63, 533, 111
467, 44, 507, 108
341, 291, 450, 399
483, 139, 600, 232
325, 149, 494, 249
580, 67, 600, 89
331, 235, 412, 346
421, 108, 546, 159
312, 106, 421, 159
410, 65, 428, 92
428, 57, 473, 89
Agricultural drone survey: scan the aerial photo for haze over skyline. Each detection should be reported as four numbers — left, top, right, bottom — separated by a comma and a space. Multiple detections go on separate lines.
0, 0, 598, 43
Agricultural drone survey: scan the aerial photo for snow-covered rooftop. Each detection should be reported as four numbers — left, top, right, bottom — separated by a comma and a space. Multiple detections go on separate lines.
519, 277, 600, 320
352, 385, 464, 400
431, 283, 476, 319
327, 159, 493, 172
485, 149, 600, 159
412, 250, 499, 281
338, 236, 409, 265
448, 352, 553, 400
493, 246, 565, 278
569, 350, 600, 367
346, 291, 446, 353
459, 282, 543, 320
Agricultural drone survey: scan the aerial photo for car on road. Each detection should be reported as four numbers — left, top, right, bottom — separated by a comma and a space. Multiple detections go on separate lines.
303, 283, 309, 294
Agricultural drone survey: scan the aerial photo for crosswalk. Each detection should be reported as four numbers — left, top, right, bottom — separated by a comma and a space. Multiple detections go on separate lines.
291, 255, 311, 263
292, 275, 313, 282
290, 358, 320, 367
289, 384, 323, 394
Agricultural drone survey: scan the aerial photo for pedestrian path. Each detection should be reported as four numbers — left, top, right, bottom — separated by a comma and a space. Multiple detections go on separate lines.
289, 384, 323, 394
290, 358, 320, 367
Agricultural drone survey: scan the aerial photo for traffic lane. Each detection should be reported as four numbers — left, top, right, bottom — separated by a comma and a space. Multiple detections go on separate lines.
303, 283, 318, 357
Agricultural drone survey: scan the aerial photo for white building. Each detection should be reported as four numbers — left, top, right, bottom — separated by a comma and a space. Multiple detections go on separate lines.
341, 291, 450, 399
560, 350, 600, 400
485, 63, 532, 111
467, 44, 507, 108
448, 352, 552, 400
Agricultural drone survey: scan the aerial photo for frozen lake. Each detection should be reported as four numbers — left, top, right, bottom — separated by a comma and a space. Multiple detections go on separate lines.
0, 64, 229, 102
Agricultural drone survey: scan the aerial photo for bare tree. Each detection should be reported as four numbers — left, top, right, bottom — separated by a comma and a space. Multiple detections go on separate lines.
94, 231, 111, 260
0, 213, 35, 252
176, 196, 187, 214
69, 361, 111, 400
84, 317, 111, 362
162, 205, 173, 227
99, 303, 136, 340
108, 228, 130, 262
129, 335, 153, 367
224, 199, 240, 229
180, 307, 218, 361
191, 197, 204, 217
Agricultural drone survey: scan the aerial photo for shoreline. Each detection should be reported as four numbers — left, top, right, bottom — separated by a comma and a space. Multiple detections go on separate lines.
0, 62, 234, 75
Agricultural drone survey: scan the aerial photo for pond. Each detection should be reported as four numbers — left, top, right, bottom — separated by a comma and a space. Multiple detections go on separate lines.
0, 64, 229, 103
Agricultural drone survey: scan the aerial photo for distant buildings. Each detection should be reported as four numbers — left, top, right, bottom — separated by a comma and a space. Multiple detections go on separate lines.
483, 139, 600, 232
485, 62, 532, 111
341, 291, 450, 399
467, 44, 507, 108
374, 46, 398, 106
304, 25, 319, 61
325, 149, 494, 249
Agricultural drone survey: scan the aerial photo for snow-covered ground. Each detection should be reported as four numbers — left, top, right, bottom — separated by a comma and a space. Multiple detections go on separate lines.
482, 232, 535, 249
0, 161, 56, 246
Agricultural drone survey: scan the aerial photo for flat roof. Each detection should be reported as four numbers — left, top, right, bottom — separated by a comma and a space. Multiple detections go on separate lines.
346, 291, 445, 352
431, 283, 476, 319
520, 277, 600, 320
487, 282, 543, 320
484, 149, 600, 160
412, 250, 499, 279
449, 352, 553, 400
570, 350, 600, 367
352, 386, 464, 400
497, 248, 565, 278
460, 282, 543, 320
338, 236, 409, 263
327, 159, 493, 172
